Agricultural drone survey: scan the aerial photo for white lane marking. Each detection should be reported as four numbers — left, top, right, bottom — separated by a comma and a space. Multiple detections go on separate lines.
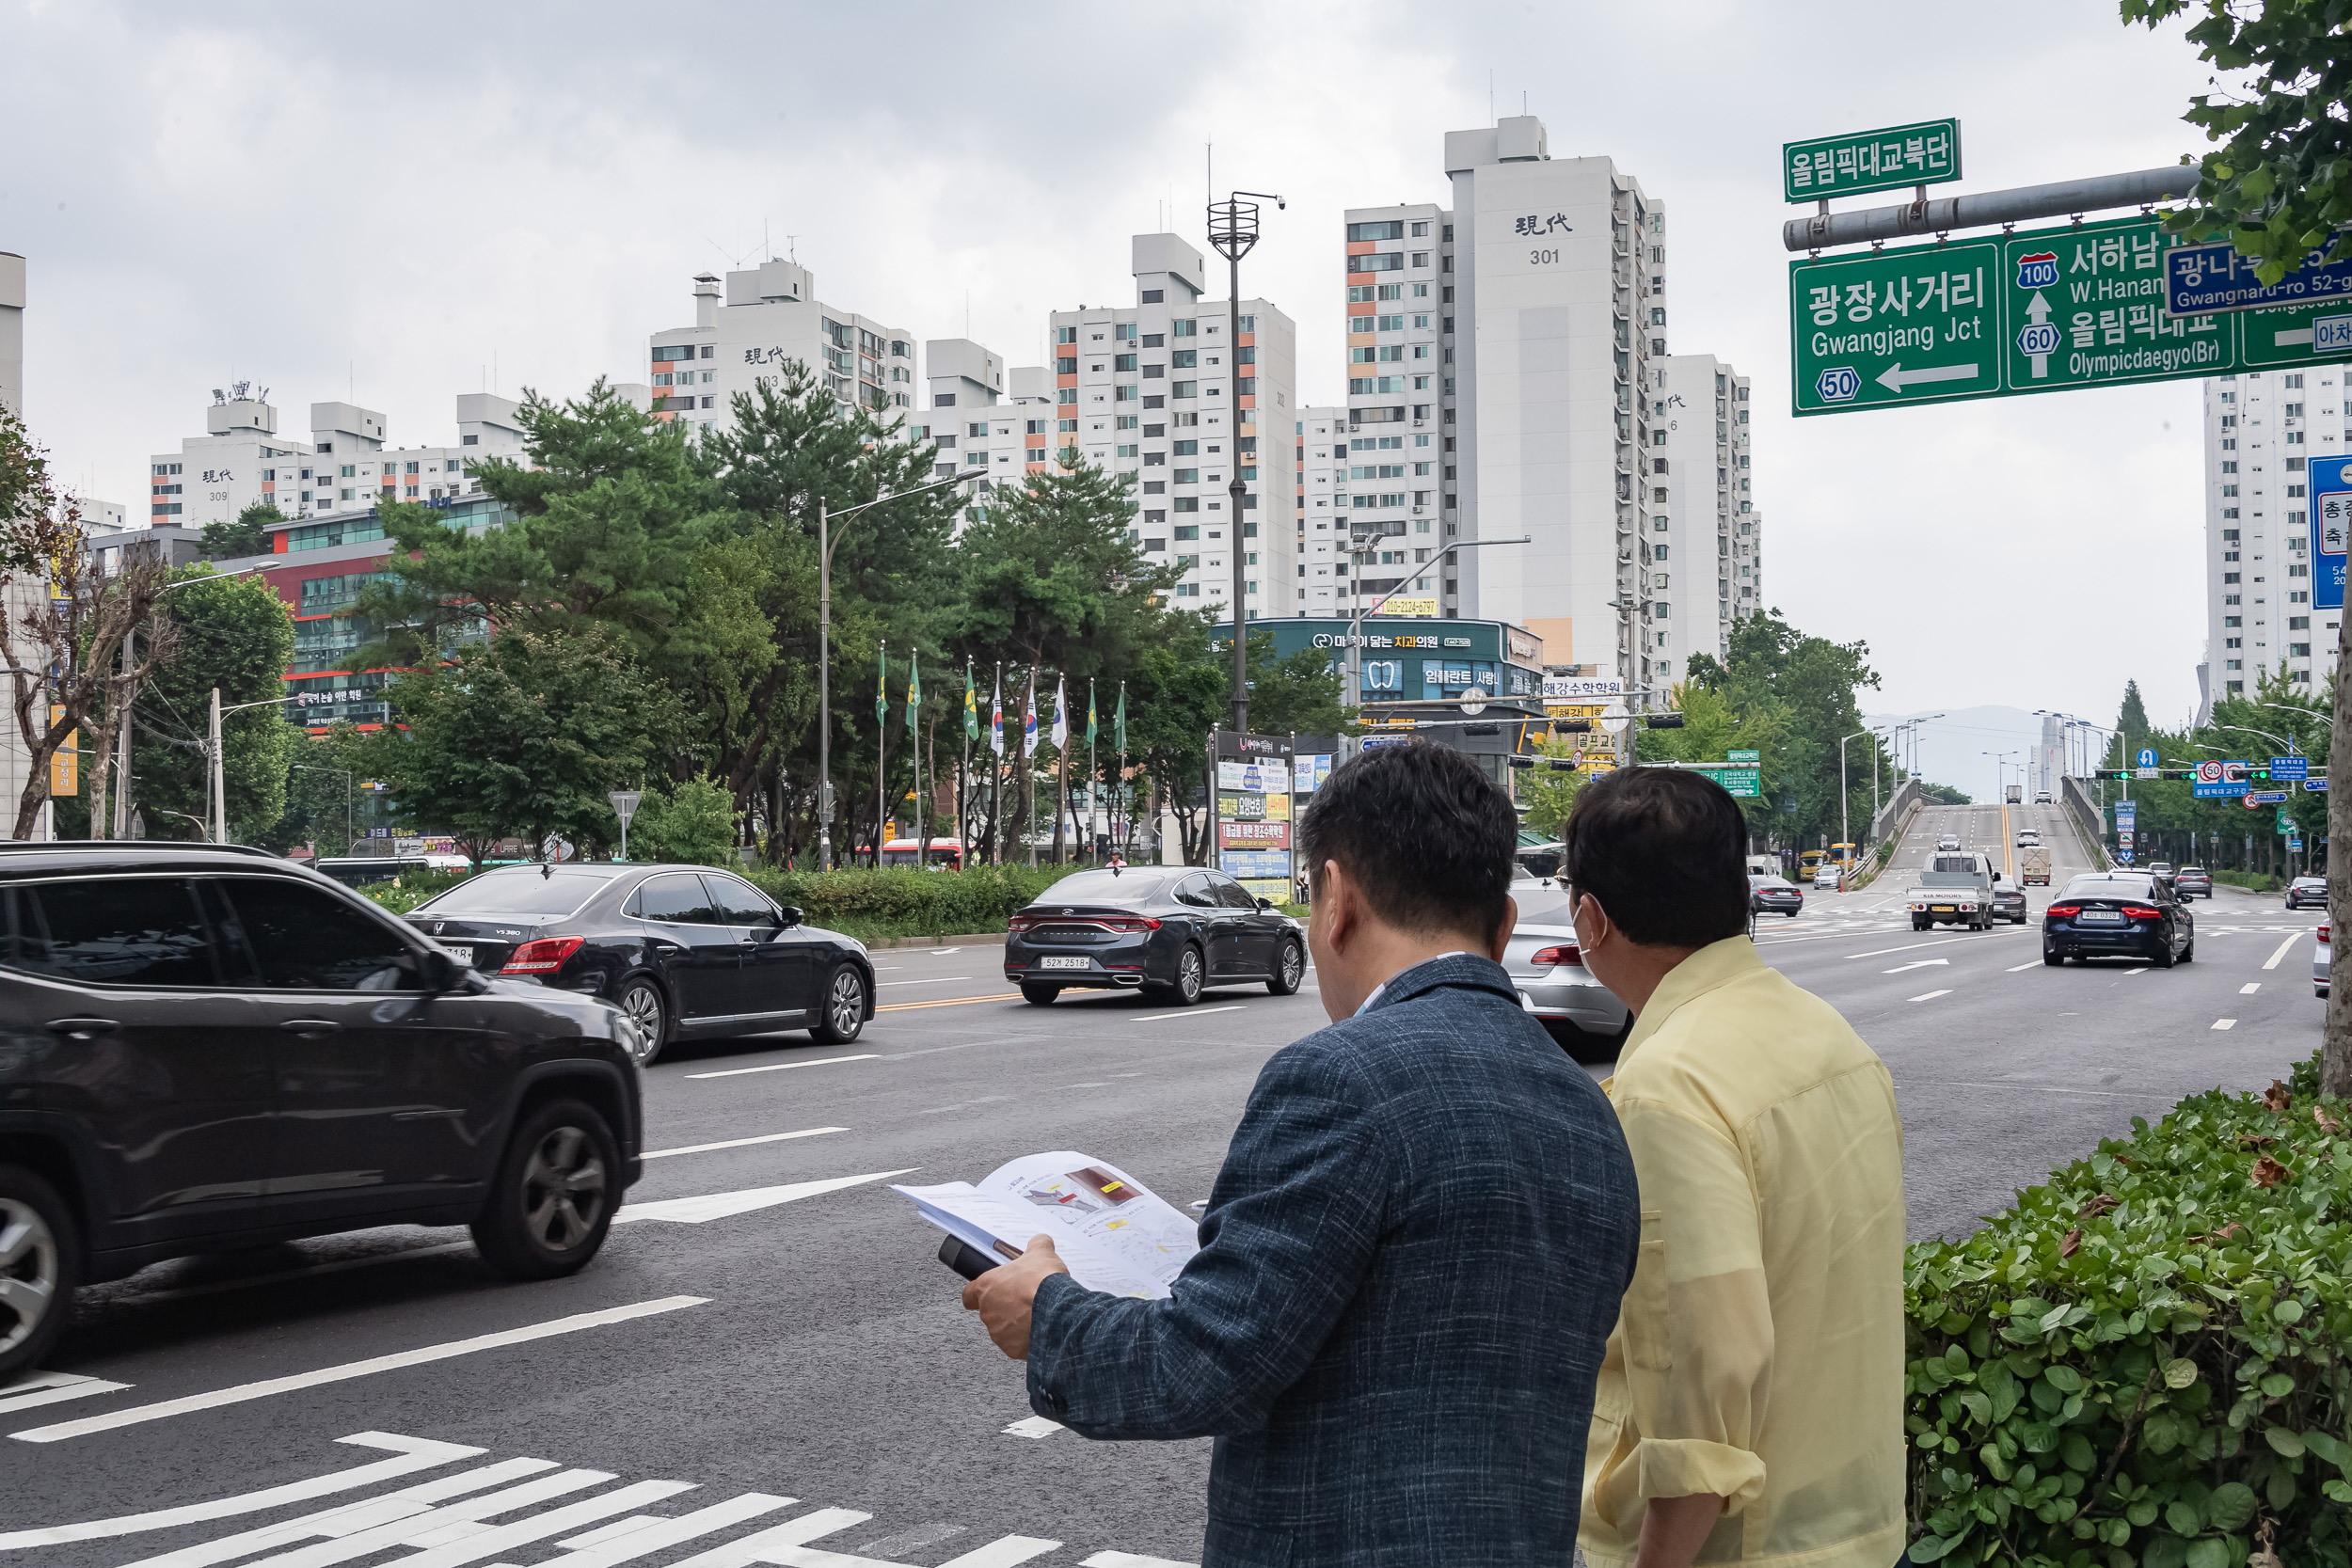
0, 1432, 485, 1547
932, 1539, 1066, 1568
616, 1169, 918, 1226
2241, 982, 2262, 994
1845, 932, 2018, 959
878, 977, 973, 987
1002, 1416, 1066, 1439
688, 1054, 879, 1081
9, 1298, 707, 1443
1132, 1005, 1248, 1023
0, 1370, 131, 1414
663, 1507, 874, 1565
395, 1477, 707, 1568
2123, 968, 2147, 976
2006, 960, 2042, 973
2213, 1018, 2238, 1031
1908, 990, 1953, 1002
2263, 932, 2304, 970
1883, 958, 1949, 974
644, 1127, 849, 1160
521, 1492, 797, 1568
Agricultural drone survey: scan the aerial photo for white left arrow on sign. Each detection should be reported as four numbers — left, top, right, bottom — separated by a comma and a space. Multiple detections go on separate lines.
1875, 362, 1980, 393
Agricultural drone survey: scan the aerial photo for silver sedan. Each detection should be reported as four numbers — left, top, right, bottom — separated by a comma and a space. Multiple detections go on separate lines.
1502, 877, 1630, 1063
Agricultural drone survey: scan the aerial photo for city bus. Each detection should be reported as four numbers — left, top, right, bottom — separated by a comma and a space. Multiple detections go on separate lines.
1798, 849, 1828, 879
861, 838, 964, 869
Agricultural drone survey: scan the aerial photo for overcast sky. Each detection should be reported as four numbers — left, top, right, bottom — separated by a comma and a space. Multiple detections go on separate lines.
2, 0, 2222, 728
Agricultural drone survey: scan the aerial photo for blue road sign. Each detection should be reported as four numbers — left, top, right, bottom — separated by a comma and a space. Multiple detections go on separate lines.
2247, 790, 2290, 805
2135, 747, 2158, 768
2308, 778, 2332, 792
2115, 800, 2137, 826
2272, 755, 2310, 781
2314, 454, 2352, 611
2165, 240, 2352, 317
2194, 782, 2249, 799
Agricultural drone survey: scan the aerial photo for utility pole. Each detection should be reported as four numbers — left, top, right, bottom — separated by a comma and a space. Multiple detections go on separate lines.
1207, 187, 1282, 736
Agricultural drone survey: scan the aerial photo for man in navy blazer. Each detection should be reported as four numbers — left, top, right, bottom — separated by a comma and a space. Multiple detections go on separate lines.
965, 744, 1641, 1567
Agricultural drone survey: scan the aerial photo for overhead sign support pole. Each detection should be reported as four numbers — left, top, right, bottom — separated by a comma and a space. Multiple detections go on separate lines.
1783, 165, 2199, 254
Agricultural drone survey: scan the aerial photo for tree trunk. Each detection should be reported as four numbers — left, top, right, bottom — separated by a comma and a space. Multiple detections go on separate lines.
2327, 618, 2351, 1096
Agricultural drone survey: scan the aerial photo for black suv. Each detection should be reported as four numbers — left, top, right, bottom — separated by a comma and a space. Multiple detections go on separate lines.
0, 844, 645, 1381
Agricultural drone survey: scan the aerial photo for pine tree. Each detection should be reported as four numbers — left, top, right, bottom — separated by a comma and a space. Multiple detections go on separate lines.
2115, 680, 2152, 768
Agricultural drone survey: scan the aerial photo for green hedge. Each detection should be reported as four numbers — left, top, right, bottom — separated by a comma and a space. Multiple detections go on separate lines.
2209, 870, 2285, 894
357, 869, 473, 914
1903, 1049, 2351, 1566
742, 863, 1091, 942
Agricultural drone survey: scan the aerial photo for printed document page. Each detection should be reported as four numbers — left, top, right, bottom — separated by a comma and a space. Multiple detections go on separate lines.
894, 1150, 1200, 1299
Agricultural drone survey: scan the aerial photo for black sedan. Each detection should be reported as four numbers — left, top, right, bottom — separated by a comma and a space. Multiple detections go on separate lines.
1749, 875, 1804, 918
2042, 872, 2195, 968
1990, 873, 2028, 925
1004, 865, 1306, 1006
406, 863, 875, 1065
2286, 875, 2328, 911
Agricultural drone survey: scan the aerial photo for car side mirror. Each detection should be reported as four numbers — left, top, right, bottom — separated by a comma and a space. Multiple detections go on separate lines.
419, 947, 462, 992
1255, 896, 1275, 911
780, 905, 803, 927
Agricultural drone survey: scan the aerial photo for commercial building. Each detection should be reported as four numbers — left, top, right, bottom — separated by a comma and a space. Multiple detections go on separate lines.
146, 391, 524, 531
2200, 368, 2348, 707
644, 261, 915, 439
1650, 354, 1760, 678
1340, 118, 1662, 687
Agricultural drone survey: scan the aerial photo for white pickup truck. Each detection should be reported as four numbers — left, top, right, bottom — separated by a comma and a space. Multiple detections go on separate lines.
1908, 851, 1997, 931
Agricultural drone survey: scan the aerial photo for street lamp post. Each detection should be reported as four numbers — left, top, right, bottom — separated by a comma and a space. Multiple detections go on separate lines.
817, 475, 961, 873
1838, 729, 1872, 858
1207, 188, 1283, 737
209, 687, 294, 844
1341, 537, 1532, 717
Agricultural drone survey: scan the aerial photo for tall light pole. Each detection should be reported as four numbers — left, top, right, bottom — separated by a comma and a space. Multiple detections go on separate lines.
1207, 188, 1282, 736
817, 474, 961, 872
1342, 536, 1531, 713
209, 688, 292, 844
1838, 729, 1871, 858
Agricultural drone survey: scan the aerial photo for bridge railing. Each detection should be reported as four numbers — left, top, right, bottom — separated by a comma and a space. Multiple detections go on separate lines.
2061, 775, 2112, 870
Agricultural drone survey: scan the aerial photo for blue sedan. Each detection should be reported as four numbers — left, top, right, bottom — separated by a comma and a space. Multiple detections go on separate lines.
2042, 872, 2194, 968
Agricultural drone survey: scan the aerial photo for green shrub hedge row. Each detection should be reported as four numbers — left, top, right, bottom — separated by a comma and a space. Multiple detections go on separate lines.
1904, 1049, 2351, 1567
2209, 870, 2285, 895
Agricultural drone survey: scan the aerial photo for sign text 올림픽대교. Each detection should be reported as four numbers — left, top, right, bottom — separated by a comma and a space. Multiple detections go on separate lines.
1783, 119, 1960, 203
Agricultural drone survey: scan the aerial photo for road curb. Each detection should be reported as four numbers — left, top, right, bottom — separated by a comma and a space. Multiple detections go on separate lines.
873, 932, 1007, 950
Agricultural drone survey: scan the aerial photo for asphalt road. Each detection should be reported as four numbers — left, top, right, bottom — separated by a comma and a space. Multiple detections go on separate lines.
8, 807, 2326, 1568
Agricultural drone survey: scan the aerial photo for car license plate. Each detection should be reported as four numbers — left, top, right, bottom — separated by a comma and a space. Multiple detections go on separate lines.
2079, 911, 2124, 924
1037, 956, 1089, 971
1931, 905, 1955, 913
441, 944, 473, 965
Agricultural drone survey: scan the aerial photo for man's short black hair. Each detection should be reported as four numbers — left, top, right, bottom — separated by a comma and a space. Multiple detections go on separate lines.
1560, 766, 1749, 948
1298, 743, 1517, 943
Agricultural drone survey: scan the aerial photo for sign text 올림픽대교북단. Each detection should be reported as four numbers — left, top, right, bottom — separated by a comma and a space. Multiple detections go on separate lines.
1783, 119, 1960, 203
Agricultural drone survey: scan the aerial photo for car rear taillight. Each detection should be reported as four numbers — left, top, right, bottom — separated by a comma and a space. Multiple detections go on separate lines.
2322, 924, 2331, 945
2044, 904, 2080, 918
1007, 914, 1039, 933
1104, 916, 1161, 933
501, 935, 585, 974
1528, 944, 1583, 968
2120, 905, 2163, 921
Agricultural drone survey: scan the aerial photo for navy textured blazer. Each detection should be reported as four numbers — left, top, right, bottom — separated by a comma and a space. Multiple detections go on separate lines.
1025, 952, 1641, 1567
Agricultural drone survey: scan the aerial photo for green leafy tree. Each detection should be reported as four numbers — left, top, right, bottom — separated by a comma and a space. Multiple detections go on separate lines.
1240, 631, 1355, 739
373, 627, 654, 869
199, 501, 280, 561
627, 773, 739, 866
127, 566, 296, 844
1518, 737, 1587, 838
1125, 632, 1230, 864
1916, 782, 1972, 805
2122, 0, 2352, 283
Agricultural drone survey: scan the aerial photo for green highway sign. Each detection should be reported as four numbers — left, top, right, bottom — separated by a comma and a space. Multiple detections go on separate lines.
1790, 238, 2002, 414
1784, 120, 1961, 203
1686, 763, 1762, 798
1792, 214, 2352, 416
1727, 749, 1760, 763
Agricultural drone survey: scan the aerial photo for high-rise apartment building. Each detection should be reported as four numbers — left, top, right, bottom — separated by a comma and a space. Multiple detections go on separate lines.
2200, 368, 2349, 708
0, 251, 21, 419
1295, 405, 1349, 615
908, 345, 1063, 502
1342, 119, 1661, 681
1650, 355, 1760, 678
145, 392, 523, 531
645, 261, 914, 438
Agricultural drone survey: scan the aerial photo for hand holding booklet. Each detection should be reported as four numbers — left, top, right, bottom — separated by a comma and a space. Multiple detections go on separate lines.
894, 1151, 1200, 1299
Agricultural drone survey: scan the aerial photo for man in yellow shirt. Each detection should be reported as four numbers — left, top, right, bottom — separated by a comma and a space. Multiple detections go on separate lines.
1561, 767, 1908, 1568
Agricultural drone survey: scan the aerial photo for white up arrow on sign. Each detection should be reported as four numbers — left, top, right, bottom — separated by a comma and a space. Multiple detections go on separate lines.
1875, 361, 1980, 394
2019, 293, 2059, 379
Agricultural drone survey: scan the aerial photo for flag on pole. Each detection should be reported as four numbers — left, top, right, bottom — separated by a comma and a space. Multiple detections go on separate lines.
1024, 672, 1038, 753
1114, 685, 1126, 752
906, 657, 921, 733
963, 662, 978, 741
875, 642, 888, 726
990, 672, 1004, 756
1051, 675, 1069, 750
1086, 680, 1097, 748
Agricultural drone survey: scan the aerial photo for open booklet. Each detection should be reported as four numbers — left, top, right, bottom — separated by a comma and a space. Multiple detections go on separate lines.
894, 1151, 1200, 1299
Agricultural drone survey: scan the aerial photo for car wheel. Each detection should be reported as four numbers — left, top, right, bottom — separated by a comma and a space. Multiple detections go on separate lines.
2180, 938, 2195, 963
2151, 941, 2176, 971
0, 1164, 77, 1385
1543, 1014, 1631, 1066
1912, 917, 1928, 931
2043, 948, 2063, 966
1020, 982, 1060, 1006
614, 977, 668, 1068
470, 1100, 617, 1281
1785, 911, 1799, 919
812, 964, 867, 1043
1267, 939, 1305, 996
1166, 945, 1205, 1006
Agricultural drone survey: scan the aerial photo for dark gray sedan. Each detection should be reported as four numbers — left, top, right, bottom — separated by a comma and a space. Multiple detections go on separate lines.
1749, 875, 1804, 918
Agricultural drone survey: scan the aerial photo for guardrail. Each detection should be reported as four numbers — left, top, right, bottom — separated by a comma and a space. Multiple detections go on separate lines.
1870, 778, 1925, 847
2061, 775, 2112, 871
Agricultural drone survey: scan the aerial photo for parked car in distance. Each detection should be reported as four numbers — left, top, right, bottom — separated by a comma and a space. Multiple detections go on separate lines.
1500, 877, 1629, 1064
2035, 791, 2053, 804
2015, 828, 2040, 847
2146, 863, 2175, 879
1750, 875, 1804, 918
2286, 875, 2328, 911
1812, 863, 1844, 891
2173, 866, 2213, 899
2317, 921, 2330, 999
1936, 834, 1963, 851
1003, 865, 1303, 1006
2042, 872, 2195, 968
0, 843, 649, 1383
1990, 873, 2029, 926
406, 863, 875, 1066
